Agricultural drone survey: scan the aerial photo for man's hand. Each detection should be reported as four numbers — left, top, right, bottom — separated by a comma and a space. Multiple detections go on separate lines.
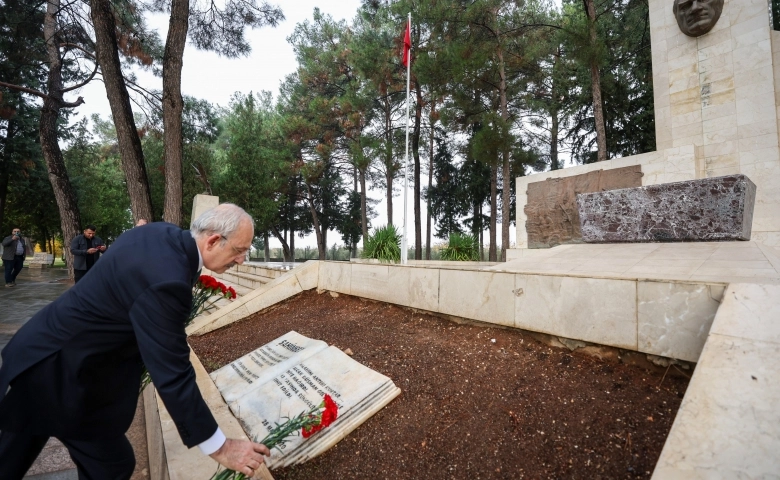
98, 245, 106, 252
209, 438, 270, 478
87, 248, 97, 254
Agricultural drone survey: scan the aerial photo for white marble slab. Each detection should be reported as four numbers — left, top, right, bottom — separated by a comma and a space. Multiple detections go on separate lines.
211, 331, 328, 404
223, 345, 398, 469
653, 334, 780, 479
638, 282, 725, 362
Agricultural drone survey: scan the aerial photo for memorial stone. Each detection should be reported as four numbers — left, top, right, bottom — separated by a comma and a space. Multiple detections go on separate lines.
211, 331, 401, 469
577, 174, 756, 242
28, 252, 54, 269
525, 166, 643, 248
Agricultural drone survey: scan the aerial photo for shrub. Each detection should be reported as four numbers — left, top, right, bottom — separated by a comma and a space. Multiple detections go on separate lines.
440, 233, 479, 261
362, 224, 401, 263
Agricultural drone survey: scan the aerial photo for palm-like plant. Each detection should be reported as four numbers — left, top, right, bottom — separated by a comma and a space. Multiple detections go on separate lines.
440, 233, 479, 261
362, 224, 401, 263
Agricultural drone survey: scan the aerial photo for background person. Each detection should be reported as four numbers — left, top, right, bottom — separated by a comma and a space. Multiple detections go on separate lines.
0, 204, 268, 479
2, 228, 31, 287
69, 225, 106, 283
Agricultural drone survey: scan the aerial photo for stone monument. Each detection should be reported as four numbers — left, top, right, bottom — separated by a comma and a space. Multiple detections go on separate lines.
515, 0, 780, 249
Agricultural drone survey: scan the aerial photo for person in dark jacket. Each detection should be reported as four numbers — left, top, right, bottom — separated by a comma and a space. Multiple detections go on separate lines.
2, 227, 31, 287
0, 204, 269, 479
69, 225, 106, 283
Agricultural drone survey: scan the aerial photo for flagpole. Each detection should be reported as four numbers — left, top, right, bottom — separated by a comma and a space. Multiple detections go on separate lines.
401, 12, 411, 265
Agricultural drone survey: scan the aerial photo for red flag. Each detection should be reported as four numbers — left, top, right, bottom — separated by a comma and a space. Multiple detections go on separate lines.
401, 21, 411, 67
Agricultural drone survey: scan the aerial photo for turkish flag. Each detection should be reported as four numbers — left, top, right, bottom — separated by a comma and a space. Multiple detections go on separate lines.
401, 21, 411, 67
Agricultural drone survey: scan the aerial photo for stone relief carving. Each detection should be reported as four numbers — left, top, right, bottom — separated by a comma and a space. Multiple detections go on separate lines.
673, 0, 724, 37
524, 166, 643, 249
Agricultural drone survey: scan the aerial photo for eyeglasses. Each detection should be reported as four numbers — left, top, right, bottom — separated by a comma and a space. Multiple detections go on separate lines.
222, 236, 250, 256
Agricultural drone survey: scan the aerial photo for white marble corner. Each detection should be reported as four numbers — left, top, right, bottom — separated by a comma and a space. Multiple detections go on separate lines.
514, 275, 638, 350
708, 283, 780, 344
637, 282, 725, 362
187, 303, 250, 336
294, 260, 320, 291
243, 273, 303, 315
318, 261, 352, 295
652, 334, 780, 480
190, 194, 219, 228
438, 270, 515, 326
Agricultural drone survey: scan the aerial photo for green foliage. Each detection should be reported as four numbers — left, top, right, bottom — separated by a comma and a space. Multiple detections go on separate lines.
362, 224, 401, 263
63, 119, 132, 242
213, 92, 288, 232
440, 233, 480, 261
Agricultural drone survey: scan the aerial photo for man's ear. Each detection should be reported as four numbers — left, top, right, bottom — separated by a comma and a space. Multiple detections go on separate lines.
205, 234, 222, 250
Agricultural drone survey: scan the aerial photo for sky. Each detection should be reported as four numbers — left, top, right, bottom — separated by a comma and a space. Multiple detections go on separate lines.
70, 0, 516, 251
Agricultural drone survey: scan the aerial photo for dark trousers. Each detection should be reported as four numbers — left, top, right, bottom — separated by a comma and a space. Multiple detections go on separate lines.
0, 429, 135, 480
74, 268, 87, 283
3, 255, 24, 284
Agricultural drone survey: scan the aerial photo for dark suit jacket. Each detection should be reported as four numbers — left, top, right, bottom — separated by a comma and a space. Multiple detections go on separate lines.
70, 234, 104, 271
0, 222, 217, 446
1, 235, 30, 261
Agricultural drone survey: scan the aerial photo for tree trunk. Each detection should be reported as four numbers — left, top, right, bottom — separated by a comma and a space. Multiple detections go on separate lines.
384, 96, 394, 224
550, 46, 561, 171
584, 0, 607, 162
41, 0, 82, 279
90, 0, 155, 223
497, 46, 510, 262
161, 0, 190, 226
290, 224, 295, 262
489, 163, 498, 262
263, 232, 269, 262
426, 100, 435, 260
412, 80, 423, 260
270, 225, 290, 262
359, 168, 368, 242
303, 185, 326, 260
550, 112, 560, 170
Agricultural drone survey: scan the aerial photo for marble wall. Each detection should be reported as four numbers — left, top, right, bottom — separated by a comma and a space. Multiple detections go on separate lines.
318, 261, 725, 362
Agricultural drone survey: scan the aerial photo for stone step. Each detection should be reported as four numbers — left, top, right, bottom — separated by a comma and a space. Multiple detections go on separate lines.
218, 270, 270, 290
236, 262, 293, 280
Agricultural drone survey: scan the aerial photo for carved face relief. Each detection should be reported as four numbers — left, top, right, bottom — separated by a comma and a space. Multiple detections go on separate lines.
673, 0, 724, 37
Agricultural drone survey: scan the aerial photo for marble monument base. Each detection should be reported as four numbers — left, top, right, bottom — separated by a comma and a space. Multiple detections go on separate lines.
576, 174, 756, 243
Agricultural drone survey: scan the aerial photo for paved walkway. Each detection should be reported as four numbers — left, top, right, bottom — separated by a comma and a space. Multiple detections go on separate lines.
0, 267, 78, 479
0, 267, 71, 367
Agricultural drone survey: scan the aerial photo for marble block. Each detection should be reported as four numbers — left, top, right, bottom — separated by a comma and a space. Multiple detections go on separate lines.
211, 331, 400, 470
577, 174, 756, 242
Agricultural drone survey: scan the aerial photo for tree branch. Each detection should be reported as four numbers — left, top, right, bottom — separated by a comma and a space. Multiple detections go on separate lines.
61, 60, 99, 92
0, 80, 48, 100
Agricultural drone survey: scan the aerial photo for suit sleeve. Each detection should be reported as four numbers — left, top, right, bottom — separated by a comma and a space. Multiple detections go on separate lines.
2, 236, 13, 247
70, 237, 86, 256
129, 281, 218, 448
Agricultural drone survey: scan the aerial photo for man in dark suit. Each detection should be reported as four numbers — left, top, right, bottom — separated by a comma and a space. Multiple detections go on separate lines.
0, 204, 269, 479
69, 225, 106, 283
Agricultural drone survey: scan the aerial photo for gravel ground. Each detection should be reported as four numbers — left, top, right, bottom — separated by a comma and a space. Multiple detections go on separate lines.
189, 290, 689, 480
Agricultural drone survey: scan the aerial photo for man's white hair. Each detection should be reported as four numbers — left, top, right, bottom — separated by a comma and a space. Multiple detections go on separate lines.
191, 203, 254, 241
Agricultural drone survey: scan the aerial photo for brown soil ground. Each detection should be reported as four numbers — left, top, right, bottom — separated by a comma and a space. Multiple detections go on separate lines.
189, 290, 690, 480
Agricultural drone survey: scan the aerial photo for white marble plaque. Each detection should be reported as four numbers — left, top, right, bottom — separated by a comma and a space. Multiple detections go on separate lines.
210, 331, 328, 404
210, 332, 401, 469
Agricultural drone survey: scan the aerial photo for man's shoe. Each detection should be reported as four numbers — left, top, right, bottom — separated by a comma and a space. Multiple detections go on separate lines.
11, 281, 16, 286
5, 283, 13, 287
